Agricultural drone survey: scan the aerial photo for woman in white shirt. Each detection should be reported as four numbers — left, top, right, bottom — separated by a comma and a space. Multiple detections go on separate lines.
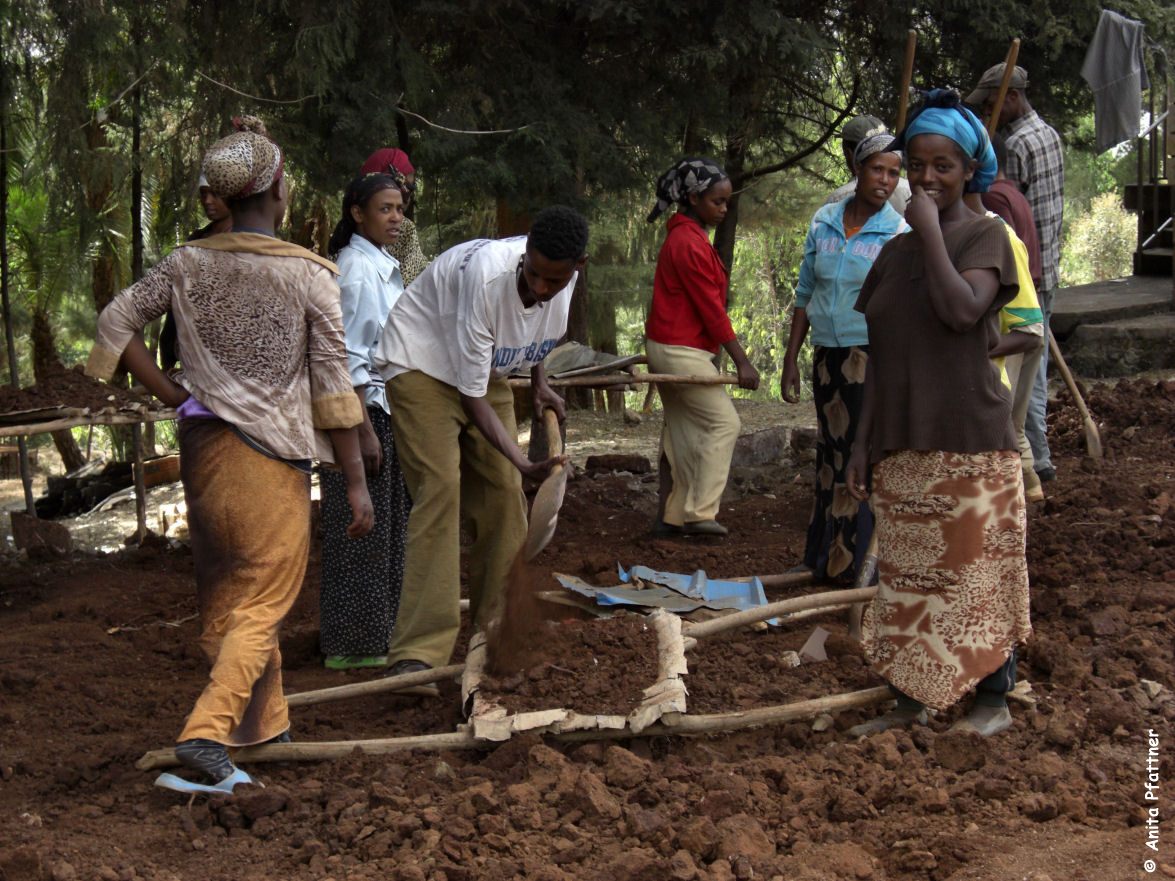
319, 173, 413, 670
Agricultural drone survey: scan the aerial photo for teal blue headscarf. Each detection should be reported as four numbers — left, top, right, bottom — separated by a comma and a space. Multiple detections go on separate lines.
890, 89, 997, 194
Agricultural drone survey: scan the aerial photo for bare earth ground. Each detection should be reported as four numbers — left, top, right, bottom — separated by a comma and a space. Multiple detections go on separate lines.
0, 385, 1173, 881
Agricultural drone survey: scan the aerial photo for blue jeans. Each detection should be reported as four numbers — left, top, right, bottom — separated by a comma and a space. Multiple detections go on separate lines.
1025, 287, 1054, 473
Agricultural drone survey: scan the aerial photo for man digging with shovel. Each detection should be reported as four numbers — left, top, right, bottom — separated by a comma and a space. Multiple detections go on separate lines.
373, 206, 588, 694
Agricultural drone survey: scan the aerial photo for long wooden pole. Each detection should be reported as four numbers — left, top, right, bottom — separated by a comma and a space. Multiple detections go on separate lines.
895, 29, 918, 132
985, 39, 1021, 137
137, 730, 486, 771
285, 663, 464, 708
138, 687, 893, 770
1047, 328, 1103, 458
508, 373, 736, 389
683, 585, 877, 639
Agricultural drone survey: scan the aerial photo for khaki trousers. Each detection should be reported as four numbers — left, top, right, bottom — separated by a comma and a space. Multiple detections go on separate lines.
387, 371, 527, 668
646, 340, 741, 525
1005, 335, 1045, 495
178, 421, 309, 747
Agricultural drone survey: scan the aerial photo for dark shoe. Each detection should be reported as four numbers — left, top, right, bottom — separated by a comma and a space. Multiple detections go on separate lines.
847, 707, 928, 737
651, 520, 683, 537
949, 704, 1013, 736
265, 730, 292, 745
174, 738, 237, 785
1035, 465, 1056, 483
385, 659, 440, 697
682, 519, 729, 537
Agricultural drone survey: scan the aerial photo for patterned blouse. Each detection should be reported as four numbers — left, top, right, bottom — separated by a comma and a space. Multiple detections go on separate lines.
388, 218, 429, 287
87, 234, 362, 460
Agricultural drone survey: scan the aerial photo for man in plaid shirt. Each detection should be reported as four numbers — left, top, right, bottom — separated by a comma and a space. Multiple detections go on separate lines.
969, 63, 1064, 482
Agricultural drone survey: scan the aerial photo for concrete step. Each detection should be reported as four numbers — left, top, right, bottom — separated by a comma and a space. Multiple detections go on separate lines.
1052, 274, 1173, 339
1063, 312, 1175, 377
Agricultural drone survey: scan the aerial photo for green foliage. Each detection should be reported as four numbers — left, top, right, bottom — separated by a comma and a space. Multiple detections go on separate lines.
1061, 191, 1136, 285
2, 0, 1171, 428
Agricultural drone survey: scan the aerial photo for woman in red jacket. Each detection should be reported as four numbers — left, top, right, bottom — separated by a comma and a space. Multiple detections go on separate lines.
646, 158, 760, 537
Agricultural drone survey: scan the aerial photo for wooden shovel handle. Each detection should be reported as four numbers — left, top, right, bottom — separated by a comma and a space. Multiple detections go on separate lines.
542, 407, 563, 458
896, 29, 917, 133
986, 39, 1021, 137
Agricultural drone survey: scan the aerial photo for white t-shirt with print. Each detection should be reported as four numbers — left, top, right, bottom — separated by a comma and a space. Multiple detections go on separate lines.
374, 237, 574, 397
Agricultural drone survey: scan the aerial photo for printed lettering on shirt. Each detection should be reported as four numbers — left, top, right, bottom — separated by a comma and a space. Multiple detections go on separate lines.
815, 236, 840, 255
457, 239, 493, 272
491, 338, 558, 370
849, 240, 883, 261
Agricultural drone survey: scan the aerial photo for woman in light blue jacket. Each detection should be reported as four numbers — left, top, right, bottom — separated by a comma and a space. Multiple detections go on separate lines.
781, 132, 907, 584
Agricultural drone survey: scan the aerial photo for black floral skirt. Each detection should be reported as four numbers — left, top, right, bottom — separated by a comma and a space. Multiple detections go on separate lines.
319, 406, 411, 656
802, 345, 874, 583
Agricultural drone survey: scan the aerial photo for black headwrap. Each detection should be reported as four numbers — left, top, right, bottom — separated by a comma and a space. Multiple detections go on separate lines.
647, 157, 728, 222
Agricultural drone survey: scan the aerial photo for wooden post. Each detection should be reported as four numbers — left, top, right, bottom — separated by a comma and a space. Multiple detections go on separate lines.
131, 423, 148, 543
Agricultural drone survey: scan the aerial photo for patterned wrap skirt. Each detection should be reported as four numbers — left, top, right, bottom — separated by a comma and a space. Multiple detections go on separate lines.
861, 449, 1032, 711
319, 406, 411, 657
803, 345, 874, 582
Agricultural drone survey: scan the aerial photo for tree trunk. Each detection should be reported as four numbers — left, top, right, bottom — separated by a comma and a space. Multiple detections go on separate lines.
564, 266, 593, 411
0, 57, 36, 512
713, 138, 746, 278
30, 309, 86, 471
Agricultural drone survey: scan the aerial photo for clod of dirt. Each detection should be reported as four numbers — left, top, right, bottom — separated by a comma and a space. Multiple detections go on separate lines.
479, 615, 659, 717
933, 730, 988, 772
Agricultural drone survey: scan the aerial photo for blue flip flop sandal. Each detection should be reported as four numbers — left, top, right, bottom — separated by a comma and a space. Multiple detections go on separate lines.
153, 767, 258, 795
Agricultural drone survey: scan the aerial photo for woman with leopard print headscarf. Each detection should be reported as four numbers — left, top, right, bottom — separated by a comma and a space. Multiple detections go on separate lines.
86, 119, 374, 795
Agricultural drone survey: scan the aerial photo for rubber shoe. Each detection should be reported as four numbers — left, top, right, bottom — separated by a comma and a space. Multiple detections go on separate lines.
265, 730, 293, 745
385, 659, 440, 697
174, 738, 237, 785
682, 519, 729, 537
1035, 465, 1056, 483
651, 520, 683, 538
949, 704, 1013, 737
325, 654, 388, 670
847, 707, 928, 738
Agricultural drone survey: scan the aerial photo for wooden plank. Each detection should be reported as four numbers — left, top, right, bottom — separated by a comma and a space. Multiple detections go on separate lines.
0, 408, 176, 438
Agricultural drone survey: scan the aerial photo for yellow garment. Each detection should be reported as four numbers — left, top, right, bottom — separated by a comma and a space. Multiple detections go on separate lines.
991, 220, 1044, 389
386, 371, 527, 668
177, 421, 310, 747
646, 340, 741, 525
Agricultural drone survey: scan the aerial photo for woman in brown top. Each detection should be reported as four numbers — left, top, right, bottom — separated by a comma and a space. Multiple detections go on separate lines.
845, 91, 1031, 738
88, 119, 374, 793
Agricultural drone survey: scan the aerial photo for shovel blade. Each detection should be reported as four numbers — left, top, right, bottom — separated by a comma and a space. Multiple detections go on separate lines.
523, 466, 568, 561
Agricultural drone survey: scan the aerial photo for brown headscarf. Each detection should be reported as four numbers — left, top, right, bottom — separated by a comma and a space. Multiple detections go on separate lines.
201, 116, 285, 201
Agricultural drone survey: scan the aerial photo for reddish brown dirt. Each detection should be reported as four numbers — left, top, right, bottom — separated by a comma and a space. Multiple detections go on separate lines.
0, 363, 158, 416
0, 379, 1172, 881
479, 615, 660, 717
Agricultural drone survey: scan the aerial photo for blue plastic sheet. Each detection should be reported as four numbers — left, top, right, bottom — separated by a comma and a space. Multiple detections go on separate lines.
554, 564, 777, 624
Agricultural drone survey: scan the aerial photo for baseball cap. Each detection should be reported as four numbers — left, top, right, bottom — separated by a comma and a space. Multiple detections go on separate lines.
966, 63, 1029, 105
841, 115, 886, 145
